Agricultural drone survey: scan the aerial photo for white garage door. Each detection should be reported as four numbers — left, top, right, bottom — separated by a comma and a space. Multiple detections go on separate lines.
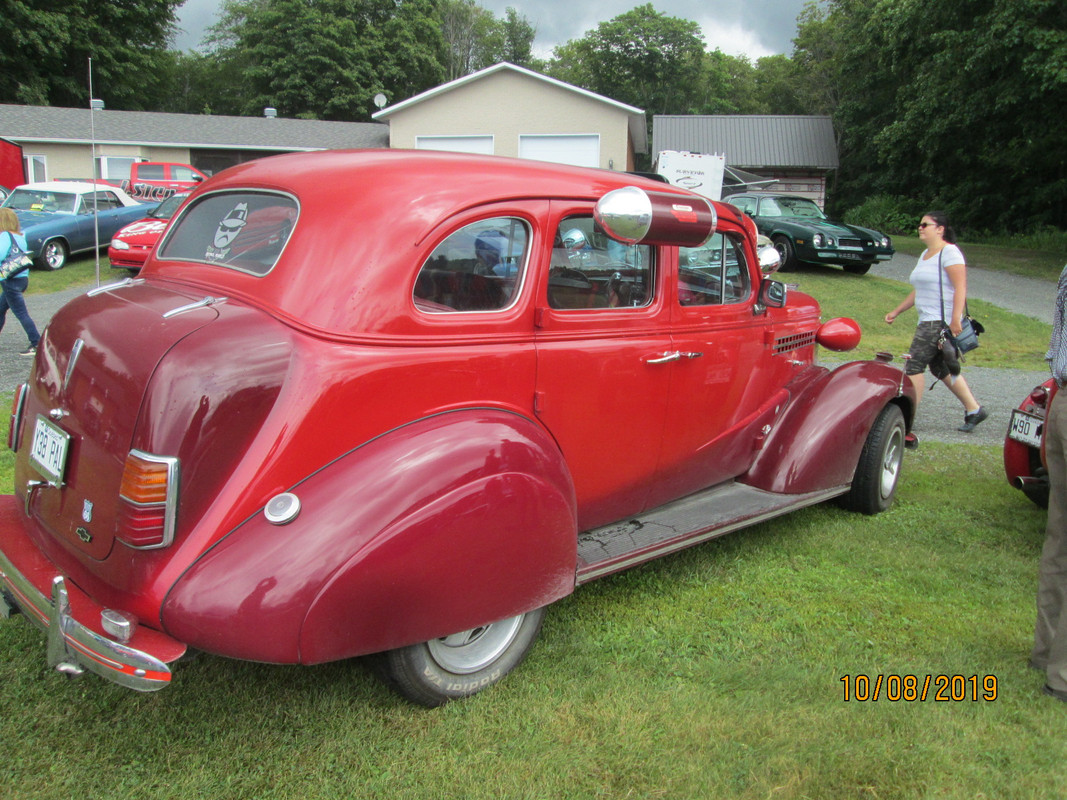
415, 135, 494, 154
518, 134, 600, 167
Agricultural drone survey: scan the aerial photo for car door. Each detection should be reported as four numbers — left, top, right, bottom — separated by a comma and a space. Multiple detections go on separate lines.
533, 205, 673, 532
69, 194, 105, 252
647, 229, 786, 508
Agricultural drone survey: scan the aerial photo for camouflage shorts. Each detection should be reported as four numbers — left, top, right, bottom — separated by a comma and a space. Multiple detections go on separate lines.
906, 320, 951, 379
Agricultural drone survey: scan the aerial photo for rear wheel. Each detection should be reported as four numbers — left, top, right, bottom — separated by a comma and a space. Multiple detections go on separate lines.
379, 607, 546, 707
38, 239, 68, 270
841, 404, 905, 514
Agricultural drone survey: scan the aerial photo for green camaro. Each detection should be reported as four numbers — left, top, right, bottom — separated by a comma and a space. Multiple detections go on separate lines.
729, 192, 894, 275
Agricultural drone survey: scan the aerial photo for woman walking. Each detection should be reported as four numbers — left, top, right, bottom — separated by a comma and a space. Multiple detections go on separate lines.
884, 211, 987, 443
0, 207, 41, 356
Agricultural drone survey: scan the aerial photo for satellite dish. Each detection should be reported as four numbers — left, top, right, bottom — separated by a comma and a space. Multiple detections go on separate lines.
373, 93, 387, 109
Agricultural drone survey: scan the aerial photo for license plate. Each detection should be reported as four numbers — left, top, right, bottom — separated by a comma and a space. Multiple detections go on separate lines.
1008, 410, 1043, 448
29, 415, 70, 486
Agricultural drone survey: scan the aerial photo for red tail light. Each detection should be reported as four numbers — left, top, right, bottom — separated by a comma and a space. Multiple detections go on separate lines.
1029, 386, 1051, 407
118, 450, 180, 549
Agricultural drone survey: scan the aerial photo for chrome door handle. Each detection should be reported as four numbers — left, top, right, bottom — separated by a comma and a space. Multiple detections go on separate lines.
647, 351, 703, 364
647, 352, 682, 364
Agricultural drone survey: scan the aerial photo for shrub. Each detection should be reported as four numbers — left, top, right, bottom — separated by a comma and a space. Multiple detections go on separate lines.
844, 195, 921, 235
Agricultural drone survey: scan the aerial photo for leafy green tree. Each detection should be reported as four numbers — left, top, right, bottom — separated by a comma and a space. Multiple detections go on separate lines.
203, 0, 445, 120
437, 1, 536, 80
0, 0, 182, 108
545, 4, 706, 116
797, 0, 1067, 231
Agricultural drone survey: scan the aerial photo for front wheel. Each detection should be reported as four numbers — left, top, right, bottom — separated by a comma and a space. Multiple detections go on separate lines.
841, 404, 906, 515
379, 607, 546, 707
772, 236, 797, 271
38, 239, 68, 270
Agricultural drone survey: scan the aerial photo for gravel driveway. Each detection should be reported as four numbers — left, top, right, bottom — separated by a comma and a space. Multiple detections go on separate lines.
0, 254, 1057, 450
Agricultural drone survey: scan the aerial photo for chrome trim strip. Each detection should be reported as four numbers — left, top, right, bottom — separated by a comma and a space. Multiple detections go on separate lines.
0, 554, 172, 691
63, 338, 85, 392
162, 296, 227, 318
9, 383, 27, 452
86, 278, 142, 297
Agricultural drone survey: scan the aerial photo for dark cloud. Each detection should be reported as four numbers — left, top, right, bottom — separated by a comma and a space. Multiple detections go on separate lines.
173, 0, 808, 59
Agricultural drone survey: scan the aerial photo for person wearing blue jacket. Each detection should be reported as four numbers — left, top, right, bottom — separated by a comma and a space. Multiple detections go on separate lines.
0, 207, 41, 356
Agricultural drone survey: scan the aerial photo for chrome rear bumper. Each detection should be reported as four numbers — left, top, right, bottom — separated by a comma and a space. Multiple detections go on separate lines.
0, 526, 183, 692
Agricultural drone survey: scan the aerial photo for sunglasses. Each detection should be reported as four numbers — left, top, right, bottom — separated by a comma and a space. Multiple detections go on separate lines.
917, 222, 938, 229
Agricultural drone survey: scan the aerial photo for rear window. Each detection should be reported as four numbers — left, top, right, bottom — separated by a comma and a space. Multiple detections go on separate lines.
158, 191, 297, 275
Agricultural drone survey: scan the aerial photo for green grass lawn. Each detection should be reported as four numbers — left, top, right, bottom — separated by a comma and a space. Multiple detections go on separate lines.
0, 442, 1061, 799
894, 236, 1065, 281
24, 252, 124, 295
790, 268, 1050, 371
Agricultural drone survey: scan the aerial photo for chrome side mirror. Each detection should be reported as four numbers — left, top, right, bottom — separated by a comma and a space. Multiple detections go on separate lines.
757, 244, 781, 276
759, 279, 787, 309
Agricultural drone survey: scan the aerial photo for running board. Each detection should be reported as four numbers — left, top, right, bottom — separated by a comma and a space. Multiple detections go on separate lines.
576, 482, 847, 585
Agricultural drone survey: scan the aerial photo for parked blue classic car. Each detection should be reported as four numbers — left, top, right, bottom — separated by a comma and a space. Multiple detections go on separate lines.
0, 181, 156, 270
729, 192, 894, 275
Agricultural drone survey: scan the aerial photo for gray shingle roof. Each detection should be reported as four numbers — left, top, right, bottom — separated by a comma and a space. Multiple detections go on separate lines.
0, 104, 388, 151
652, 115, 839, 170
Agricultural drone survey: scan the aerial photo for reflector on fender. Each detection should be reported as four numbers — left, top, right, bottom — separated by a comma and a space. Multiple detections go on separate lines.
118, 450, 180, 549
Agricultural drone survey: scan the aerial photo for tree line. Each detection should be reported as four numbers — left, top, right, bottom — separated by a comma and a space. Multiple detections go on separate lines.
1, 0, 1063, 233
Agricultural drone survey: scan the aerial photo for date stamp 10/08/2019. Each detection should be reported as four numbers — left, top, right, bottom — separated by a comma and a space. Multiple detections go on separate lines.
840, 674, 998, 702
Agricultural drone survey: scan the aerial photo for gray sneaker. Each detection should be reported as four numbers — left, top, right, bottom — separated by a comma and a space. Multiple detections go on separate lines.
958, 406, 988, 432
18, 345, 36, 357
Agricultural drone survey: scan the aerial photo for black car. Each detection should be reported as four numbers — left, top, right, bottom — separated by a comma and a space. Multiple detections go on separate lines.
729, 192, 893, 275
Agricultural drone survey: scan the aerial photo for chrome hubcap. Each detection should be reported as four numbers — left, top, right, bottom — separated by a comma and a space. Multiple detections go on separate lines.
426, 614, 524, 674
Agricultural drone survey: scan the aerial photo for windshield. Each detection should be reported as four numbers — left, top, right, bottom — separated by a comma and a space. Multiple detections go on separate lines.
158, 191, 297, 276
152, 193, 188, 220
759, 196, 826, 219
3, 188, 78, 214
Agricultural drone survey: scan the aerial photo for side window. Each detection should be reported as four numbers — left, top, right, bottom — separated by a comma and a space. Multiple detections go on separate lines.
97, 192, 120, 210
138, 164, 166, 180
678, 233, 751, 306
548, 215, 653, 309
172, 166, 199, 181
758, 197, 781, 217
733, 197, 755, 215
414, 217, 527, 313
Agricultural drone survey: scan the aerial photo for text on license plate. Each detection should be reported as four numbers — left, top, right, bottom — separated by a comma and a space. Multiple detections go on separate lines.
29, 415, 70, 486
1008, 410, 1043, 448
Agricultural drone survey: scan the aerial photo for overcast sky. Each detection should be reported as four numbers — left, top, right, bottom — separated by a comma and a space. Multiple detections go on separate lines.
172, 0, 809, 61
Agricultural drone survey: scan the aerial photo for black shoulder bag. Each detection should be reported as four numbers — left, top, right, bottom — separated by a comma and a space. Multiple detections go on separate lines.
937, 247, 983, 356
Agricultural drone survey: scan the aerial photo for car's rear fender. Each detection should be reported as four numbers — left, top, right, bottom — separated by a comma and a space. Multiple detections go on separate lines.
743, 361, 914, 494
160, 408, 577, 664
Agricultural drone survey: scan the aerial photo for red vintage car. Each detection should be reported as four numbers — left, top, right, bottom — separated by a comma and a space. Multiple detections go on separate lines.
0, 150, 916, 706
1004, 378, 1055, 508
108, 192, 190, 271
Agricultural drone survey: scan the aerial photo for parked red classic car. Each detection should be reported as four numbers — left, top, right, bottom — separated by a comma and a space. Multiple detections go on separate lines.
0, 150, 917, 706
1005, 378, 1055, 508
108, 192, 190, 271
